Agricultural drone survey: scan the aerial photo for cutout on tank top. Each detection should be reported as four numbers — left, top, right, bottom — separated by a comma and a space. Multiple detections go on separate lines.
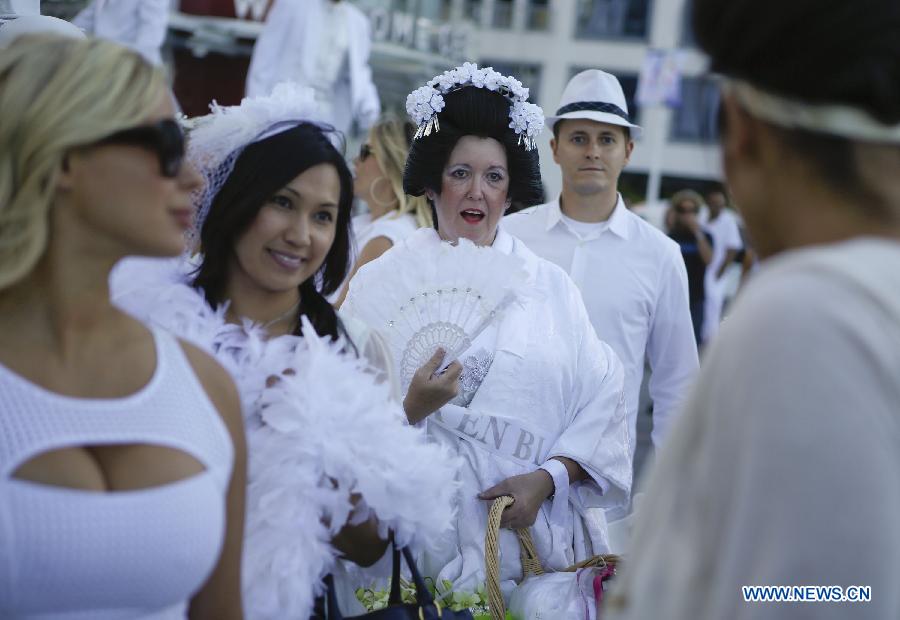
10, 443, 207, 492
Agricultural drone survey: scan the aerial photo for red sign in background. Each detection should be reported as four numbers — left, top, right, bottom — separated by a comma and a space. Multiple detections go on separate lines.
170, 0, 273, 116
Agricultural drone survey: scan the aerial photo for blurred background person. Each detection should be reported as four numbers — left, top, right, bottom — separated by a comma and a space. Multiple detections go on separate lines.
72, 0, 171, 66
245, 0, 380, 137
0, 10, 84, 47
0, 34, 245, 619
607, 0, 900, 617
700, 185, 743, 343
666, 189, 712, 348
335, 117, 431, 306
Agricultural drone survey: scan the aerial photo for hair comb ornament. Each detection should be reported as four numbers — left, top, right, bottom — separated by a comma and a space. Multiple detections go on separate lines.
406, 62, 545, 150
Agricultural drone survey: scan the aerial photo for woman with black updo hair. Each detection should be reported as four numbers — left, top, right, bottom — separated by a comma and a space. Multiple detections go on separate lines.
606, 1, 900, 618
344, 64, 632, 603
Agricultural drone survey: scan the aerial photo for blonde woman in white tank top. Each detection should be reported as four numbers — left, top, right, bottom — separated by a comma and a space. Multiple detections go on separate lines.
0, 37, 246, 619
334, 117, 432, 307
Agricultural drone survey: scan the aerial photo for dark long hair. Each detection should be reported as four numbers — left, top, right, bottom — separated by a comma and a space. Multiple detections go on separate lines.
403, 86, 544, 228
192, 123, 353, 341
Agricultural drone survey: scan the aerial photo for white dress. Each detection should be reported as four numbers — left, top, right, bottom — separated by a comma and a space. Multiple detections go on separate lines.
110, 257, 460, 620
0, 327, 233, 619
607, 238, 900, 620
351, 211, 419, 262
344, 228, 633, 598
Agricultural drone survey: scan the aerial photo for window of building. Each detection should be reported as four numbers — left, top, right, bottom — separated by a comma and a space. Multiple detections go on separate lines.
574, 0, 653, 40
567, 66, 641, 125
670, 76, 719, 143
527, 0, 551, 30
483, 59, 542, 103
465, 0, 482, 23
492, 0, 514, 28
439, 0, 455, 21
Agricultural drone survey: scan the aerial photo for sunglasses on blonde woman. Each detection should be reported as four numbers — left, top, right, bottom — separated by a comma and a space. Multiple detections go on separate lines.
359, 143, 373, 161
94, 119, 186, 178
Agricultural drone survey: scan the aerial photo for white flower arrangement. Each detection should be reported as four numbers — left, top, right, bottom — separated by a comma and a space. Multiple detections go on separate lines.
405, 62, 544, 150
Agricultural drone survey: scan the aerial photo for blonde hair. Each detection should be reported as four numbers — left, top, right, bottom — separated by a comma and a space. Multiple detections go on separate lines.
369, 117, 432, 228
670, 189, 704, 209
0, 35, 167, 290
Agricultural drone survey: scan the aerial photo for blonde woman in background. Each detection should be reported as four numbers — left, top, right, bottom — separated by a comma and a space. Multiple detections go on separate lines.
335, 117, 431, 306
0, 36, 245, 619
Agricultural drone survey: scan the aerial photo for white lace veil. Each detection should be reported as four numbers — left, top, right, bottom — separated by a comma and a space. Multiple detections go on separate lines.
185, 82, 335, 246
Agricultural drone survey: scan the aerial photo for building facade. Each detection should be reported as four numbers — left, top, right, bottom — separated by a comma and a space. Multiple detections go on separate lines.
41, 0, 723, 202
403, 0, 723, 204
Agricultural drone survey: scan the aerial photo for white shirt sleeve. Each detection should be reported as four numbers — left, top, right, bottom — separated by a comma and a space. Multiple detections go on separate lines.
350, 9, 380, 130
548, 279, 632, 511
645, 244, 699, 447
134, 0, 169, 65
724, 213, 744, 251
72, 1, 96, 31
245, 0, 293, 97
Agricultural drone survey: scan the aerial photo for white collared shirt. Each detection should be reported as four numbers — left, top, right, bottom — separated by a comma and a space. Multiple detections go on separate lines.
503, 195, 699, 452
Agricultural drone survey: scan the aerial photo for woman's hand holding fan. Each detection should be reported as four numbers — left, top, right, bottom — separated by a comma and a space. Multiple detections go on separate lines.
403, 348, 464, 424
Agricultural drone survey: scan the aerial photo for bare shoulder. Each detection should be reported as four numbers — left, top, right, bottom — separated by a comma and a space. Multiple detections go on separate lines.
177, 340, 244, 442
359, 235, 394, 263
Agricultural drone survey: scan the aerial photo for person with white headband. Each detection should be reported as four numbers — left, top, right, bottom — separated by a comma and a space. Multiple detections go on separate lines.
111, 83, 462, 619
606, 0, 900, 618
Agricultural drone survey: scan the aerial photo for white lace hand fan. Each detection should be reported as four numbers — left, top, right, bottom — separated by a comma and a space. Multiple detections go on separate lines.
343, 232, 528, 388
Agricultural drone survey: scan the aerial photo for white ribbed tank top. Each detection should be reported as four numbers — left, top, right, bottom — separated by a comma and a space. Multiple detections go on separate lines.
0, 327, 234, 619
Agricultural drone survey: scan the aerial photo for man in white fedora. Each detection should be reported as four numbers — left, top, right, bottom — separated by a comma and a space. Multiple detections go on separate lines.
504, 70, 698, 486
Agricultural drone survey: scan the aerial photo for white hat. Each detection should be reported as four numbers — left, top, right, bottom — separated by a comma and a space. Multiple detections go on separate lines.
546, 69, 642, 138
0, 14, 85, 49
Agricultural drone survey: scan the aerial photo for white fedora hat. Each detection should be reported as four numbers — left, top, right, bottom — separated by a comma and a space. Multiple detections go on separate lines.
546, 69, 642, 138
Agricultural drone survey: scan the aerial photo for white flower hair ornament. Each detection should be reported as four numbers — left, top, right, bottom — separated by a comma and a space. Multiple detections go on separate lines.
185, 82, 327, 243
406, 62, 545, 151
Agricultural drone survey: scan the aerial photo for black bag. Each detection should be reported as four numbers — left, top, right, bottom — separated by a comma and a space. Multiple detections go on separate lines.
321, 543, 473, 620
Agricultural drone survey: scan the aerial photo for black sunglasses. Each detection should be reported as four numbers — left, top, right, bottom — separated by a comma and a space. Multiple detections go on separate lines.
95, 119, 186, 178
359, 143, 373, 161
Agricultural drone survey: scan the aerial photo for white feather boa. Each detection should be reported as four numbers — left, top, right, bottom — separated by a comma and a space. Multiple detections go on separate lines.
111, 257, 461, 619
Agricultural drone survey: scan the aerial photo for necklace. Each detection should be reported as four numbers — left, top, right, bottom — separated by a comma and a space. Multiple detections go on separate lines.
262, 299, 301, 330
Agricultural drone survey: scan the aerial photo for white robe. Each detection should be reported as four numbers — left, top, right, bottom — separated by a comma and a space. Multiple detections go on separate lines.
607, 238, 900, 620
346, 228, 633, 598
73, 0, 169, 66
